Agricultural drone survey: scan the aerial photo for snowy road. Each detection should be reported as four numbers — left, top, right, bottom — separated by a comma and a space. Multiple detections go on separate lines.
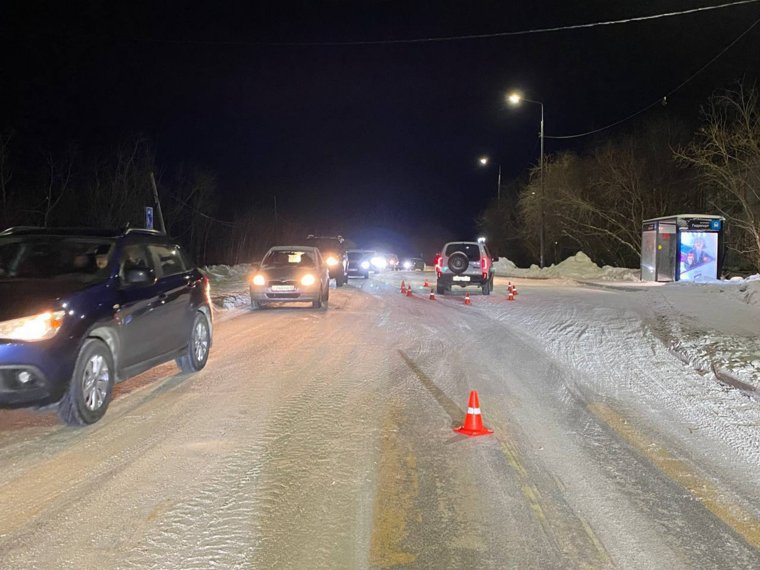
1, 273, 759, 569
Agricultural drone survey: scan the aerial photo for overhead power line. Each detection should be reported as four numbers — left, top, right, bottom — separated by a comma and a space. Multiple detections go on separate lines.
545, 15, 760, 140
138, 0, 760, 47
268, 1, 759, 46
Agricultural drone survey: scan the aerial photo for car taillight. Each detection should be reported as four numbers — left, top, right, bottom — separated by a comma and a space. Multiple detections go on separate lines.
481, 257, 489, 278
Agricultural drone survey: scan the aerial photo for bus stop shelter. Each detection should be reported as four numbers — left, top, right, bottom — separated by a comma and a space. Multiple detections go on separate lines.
641, 214, 725, 282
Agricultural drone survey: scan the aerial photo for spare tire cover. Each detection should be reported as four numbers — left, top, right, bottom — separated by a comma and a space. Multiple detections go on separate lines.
447, 252, 469, 274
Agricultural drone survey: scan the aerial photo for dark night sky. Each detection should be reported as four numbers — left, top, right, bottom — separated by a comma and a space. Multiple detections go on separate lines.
2, 1, 760, 255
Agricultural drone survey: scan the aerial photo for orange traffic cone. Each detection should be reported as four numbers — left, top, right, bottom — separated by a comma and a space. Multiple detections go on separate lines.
512, 283, 518, 296
423, 278, 429, 288
454, 390, 493, 436
464, 292, 471, 305
400, 280, 406, 294
429, 288, 436, 300
508, 289, 515, 302
406, 286, 413, 297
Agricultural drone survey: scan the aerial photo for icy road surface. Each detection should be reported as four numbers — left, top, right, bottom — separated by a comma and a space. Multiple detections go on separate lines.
1, 273, 759, 569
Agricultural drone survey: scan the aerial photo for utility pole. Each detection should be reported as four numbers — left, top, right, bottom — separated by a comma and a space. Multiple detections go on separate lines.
273, 195, 278, 244
497, 164, 502, 205
149, 172, 167, 234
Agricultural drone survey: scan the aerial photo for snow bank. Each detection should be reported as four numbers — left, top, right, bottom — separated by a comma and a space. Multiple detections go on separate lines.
494, 251, 639, 281
201, 264, 254, 310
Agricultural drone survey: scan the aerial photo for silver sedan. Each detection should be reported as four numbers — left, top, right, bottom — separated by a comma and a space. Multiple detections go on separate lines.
250, 246, 330, 309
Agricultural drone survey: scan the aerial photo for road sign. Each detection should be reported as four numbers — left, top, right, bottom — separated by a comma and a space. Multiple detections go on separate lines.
145, 207, 154, 230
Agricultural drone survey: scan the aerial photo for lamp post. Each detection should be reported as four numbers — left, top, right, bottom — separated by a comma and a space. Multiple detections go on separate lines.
478, 156, 502, 204
508, 92, 545, 268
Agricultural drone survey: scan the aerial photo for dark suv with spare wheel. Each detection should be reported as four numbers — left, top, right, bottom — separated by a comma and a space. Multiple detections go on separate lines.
435, 240, 498, 295
0, 227, 213, 425
306, 235, 347, 287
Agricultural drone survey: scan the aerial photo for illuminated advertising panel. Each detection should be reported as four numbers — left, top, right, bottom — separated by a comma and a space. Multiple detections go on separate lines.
679, 231, 718, 281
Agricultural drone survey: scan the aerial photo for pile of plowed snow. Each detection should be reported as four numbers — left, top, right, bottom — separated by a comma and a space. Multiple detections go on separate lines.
201, 264, 254, 310
493, 251, 639, 281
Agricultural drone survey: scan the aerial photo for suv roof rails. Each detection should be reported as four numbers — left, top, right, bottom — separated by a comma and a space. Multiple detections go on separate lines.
0, 226, 45, 235
307, 234, 344, 243
124, 227, 163, 236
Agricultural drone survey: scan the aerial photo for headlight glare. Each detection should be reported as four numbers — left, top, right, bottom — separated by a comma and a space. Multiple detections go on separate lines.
301, 274, 316, 286
252, 274, 266, 286
325, 256, 339, 266
0, 311, 66, 342
360, 261, 370, 269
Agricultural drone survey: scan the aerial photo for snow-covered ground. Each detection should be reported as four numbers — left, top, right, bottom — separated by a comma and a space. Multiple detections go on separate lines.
201, 263, 254, 311
205, 253, 759, 394
3, 257, 760, 568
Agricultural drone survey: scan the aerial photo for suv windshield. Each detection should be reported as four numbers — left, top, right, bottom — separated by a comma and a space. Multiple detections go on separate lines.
445, 243, 481, 261
307, 237, 344, 254
347, 251, 373, 260
0, 236, 115, 283
262, 250, 316, 268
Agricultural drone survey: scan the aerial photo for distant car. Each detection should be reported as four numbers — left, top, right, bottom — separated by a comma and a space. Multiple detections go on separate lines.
250, 246, 330, 309
370, 253, 389, 272
0, 227, 213, 426
305, 235, 347, 287
402, 257, 425, 271
386, 253, 400, 271
346, 249, 373, 279
435, 240, 498, 295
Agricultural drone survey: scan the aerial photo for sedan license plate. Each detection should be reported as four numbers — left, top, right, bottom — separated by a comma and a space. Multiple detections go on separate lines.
452, 275, 471, 282
271, 285, 295, 291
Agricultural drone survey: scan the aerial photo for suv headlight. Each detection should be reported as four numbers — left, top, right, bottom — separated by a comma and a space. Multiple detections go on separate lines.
325, 256, 339, 266
0, 310, 66, 342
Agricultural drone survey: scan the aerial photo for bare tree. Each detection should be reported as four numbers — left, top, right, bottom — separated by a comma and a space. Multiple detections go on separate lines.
42, 145, 75, 227
677, 84, 760, 270
0, 130, 13, 228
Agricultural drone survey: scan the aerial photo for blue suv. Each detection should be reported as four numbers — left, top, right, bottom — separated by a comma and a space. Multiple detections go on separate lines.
0, 227, 213, 425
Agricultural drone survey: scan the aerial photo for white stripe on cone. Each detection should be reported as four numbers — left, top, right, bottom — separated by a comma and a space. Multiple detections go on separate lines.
467, 407, 481, 415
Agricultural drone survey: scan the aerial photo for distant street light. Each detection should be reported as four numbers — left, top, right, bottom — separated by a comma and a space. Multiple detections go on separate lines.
508, 91, 545, 268
477, 156, 502, 203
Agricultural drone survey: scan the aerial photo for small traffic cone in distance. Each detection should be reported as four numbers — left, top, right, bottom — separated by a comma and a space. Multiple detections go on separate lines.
400, 280, 406, 294
508, 289, 515, 302
423, 278, 429, 288
455, 390, 493, 437
429, 288, 436, 300
464, 292, 471, 305
406, 286, 413, 297
512, 282, 518, 296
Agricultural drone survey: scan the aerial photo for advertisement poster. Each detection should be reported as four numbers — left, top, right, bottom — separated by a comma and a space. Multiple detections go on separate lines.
679, 231, 718, 281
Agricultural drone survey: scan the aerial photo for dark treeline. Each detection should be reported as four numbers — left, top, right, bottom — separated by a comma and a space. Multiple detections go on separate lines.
0, 135, 303, 266
479, 85, 760, 273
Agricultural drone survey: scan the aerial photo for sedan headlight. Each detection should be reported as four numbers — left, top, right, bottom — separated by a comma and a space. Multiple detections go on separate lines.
371, 256, 387, 270
360, 261, 370, 270
325, 256, 339, 266
301, 274, 316, 286
403, 261, 412, 270
252, 274, 266, 286
0, 311, 66, 342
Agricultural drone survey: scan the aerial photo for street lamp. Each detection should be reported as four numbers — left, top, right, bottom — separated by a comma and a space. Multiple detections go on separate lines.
508, 91, 545, 268
477, 156, 502, 203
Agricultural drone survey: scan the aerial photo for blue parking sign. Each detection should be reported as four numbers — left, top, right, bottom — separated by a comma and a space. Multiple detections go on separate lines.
710, 219, 721, 230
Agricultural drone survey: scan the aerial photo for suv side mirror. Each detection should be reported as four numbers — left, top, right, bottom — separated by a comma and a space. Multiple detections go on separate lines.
124, 267, 155, 286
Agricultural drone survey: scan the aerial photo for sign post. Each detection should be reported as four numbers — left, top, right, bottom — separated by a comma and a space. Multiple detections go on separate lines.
145, 206, 154, 230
